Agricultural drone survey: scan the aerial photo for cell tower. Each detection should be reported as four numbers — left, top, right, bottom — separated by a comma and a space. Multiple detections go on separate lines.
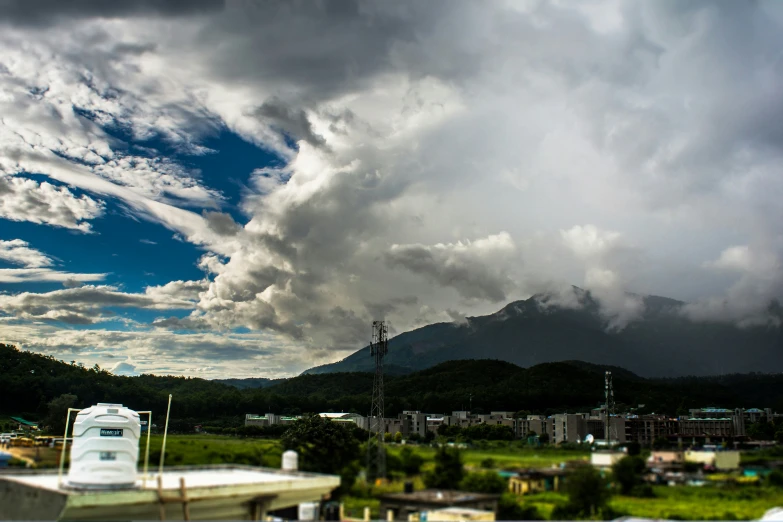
604, 371, 615, 446
367, 320, 389, 482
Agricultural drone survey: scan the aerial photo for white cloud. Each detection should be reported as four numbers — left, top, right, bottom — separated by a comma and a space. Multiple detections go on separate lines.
0, 176, 104, 232
0, 239, 53, 267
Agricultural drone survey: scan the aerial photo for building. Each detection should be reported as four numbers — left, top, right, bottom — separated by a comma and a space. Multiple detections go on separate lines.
244, 413, 298, 427
508, 468, 567, 495
318, 412, 365, 426
551, 414, 585, 444
624, 415, 678, 446
0, 464, 339, 520
399, 411, 428, 439
426, 507, 495, 521
515, 417, 548, 439
647, 450, 684, 471
682, 408, 746, 439
590, 450, 626, 469
379, 490, 500, 521
685, 450, 741, 470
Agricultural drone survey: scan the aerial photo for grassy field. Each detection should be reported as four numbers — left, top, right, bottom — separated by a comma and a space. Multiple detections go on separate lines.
143, 435, 282, 468
387, 443, 589, 471
515, 486, 783, 520
8, 435, 283, 469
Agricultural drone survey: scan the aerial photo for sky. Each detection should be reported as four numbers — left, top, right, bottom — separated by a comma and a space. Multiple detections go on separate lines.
1, 0, 782, 378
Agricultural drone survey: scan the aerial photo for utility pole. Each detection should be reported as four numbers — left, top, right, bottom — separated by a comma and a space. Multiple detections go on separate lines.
367, 320, 388, 483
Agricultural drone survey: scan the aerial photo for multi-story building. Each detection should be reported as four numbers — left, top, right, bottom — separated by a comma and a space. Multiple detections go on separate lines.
624, 415, 678, 446
680, 407, 746, 439
244, 413, 298, 427
399, 411, 428, 438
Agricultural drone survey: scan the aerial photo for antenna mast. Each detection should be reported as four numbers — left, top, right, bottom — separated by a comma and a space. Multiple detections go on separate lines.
368, 320, 389, 482
605, 371, 615, 447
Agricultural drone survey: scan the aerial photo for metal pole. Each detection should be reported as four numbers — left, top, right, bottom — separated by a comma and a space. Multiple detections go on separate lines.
159, 395, 172, 476
136, 411, 152, 487
57, 408, 81, 488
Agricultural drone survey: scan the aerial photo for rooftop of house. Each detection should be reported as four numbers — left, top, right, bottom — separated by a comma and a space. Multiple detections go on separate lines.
379, 489, 500, 504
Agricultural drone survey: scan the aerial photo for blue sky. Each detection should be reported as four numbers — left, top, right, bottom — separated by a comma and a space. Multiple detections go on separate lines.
1, 1, 782, 378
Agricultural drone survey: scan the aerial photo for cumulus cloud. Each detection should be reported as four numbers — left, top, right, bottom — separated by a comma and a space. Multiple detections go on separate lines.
684, 243, 783, 327
0, 283, 200, 323
560, 225, 645, 329
0, 176, 104, 232
0, 239, 106, 284
0, 239, 53, 268
386, 233, 516, 302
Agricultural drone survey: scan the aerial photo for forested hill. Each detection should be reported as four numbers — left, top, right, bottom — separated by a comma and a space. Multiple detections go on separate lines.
3, 344, 783, 428
303, 289, 783, 377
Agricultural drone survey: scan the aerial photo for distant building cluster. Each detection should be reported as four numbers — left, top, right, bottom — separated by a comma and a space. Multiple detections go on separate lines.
244, 406, 781, 446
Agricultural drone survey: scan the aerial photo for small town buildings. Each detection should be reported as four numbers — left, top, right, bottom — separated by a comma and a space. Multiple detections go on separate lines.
685, 450, 741, 470
426, 507, 495, 521
590, 450, 626, 469
508, 468, 567, 495
318, 412, 364, 425
379, 490, 500, 521
647, 450, 684, 471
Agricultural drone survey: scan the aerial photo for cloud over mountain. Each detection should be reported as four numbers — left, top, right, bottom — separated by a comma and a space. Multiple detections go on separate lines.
0, 1, 782, 376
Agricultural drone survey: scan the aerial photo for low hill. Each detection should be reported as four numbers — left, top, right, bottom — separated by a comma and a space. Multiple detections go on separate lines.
4, 344, 783, 426
304, 289, 783, 377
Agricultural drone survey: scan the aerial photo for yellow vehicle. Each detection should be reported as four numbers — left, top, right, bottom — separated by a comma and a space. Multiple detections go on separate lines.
13, 437, 34, 448
34, 436, 54, 447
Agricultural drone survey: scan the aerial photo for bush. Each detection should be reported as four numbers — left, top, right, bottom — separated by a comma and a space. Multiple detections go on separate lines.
480, 457, 496, 469
497, 494, 543, 520
459, 471, 507, 494
423, 446, 464, 489
558, 465, 612, 518
768, 470, 783, 488
612, 455, 646, 495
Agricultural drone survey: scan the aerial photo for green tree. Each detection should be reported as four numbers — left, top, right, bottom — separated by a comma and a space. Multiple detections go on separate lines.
480, 457, 496, 469
394, 432, 403, 443
460, 471, 507, 494
398, 446, 424, 476
538, 433, 550, 444
45, 394, 78, 435
497, 494, 543, 521
281, 414, 360, 494
768, 470, 783, 488
625, 442, 641, 456
612, 456, 647, 495
424, 446, 464, 489
556, 465, 612, 519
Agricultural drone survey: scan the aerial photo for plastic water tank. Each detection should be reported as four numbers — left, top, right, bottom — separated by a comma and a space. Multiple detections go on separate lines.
298, 502, 319, 521
66, 403, 141, 489
282, 450, 298, 471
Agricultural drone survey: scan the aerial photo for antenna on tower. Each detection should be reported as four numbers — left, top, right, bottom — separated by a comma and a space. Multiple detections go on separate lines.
605, 371, 615, 447
367, 320, 389, 483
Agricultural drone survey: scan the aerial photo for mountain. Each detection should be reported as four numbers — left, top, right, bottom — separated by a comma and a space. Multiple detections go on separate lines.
304, 289, 783, 378
215, 377, 287, 389
5, 344, 783, 423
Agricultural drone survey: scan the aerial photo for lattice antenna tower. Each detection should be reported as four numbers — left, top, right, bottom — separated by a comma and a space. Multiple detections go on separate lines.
605, 371, 615, 446
367, 320, 389, 482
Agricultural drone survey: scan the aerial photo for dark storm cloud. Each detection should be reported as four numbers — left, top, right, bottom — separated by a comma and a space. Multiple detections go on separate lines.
254, 98, 326, 149
0, 0, 223, 26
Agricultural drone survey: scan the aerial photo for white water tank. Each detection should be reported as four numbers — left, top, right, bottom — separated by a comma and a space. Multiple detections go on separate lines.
282, 450, 298, 471
298, 502, 319, 521
66, 403, 141, 489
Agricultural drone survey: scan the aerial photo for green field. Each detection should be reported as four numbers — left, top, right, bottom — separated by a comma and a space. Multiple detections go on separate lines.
142, 435, 282, 468
387, 443, 589, 471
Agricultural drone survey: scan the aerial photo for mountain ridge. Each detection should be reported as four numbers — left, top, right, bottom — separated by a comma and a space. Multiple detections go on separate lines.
302, 289, 783, 378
